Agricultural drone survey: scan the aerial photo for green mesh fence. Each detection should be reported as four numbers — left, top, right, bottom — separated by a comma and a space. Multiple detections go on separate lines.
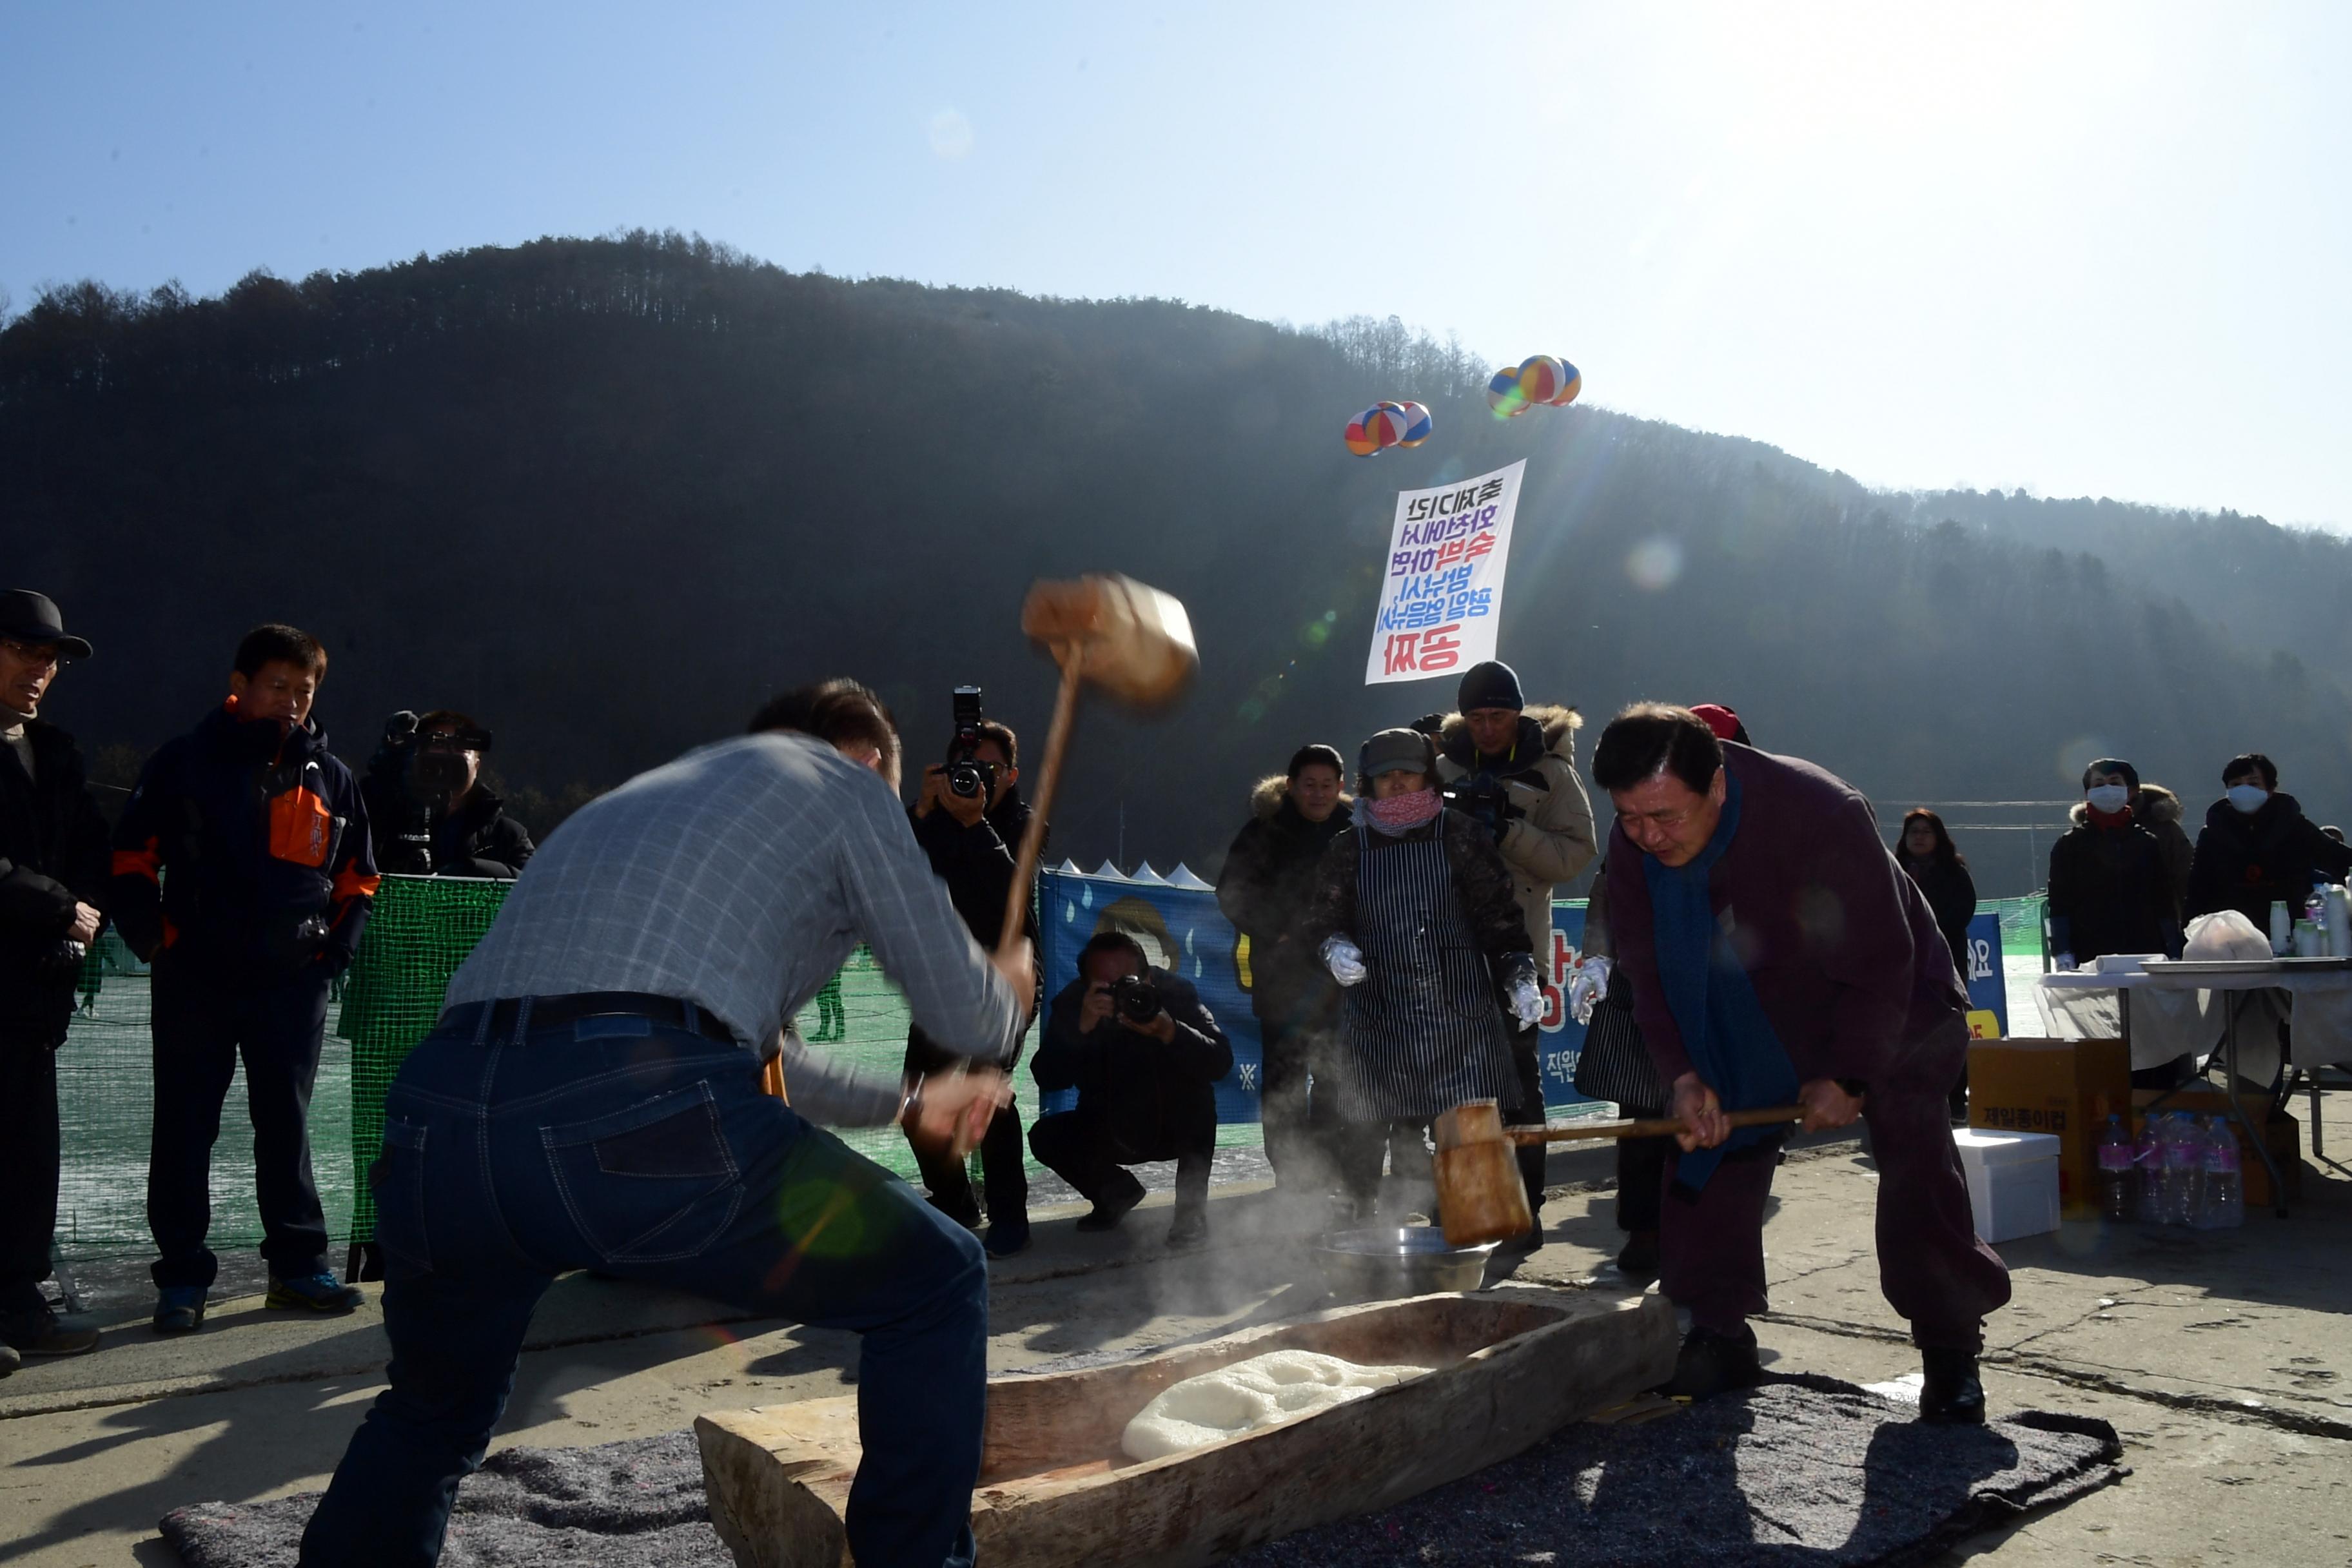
340, 876, 514, 1242
1989, 894, 2049, 959
55, 931, 356, 1258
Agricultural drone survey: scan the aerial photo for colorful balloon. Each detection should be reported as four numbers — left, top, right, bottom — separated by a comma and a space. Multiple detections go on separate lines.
1486, 366, 1530, 418
1396, 400, 1434, 447
1547, 360, 1582, 406
1515, 355, 1567, 406
1344, 404, 1407, 456
1342, 409, 1381, 456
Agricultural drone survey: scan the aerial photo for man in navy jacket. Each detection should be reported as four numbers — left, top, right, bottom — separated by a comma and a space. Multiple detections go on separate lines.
112, 625, 378, 1331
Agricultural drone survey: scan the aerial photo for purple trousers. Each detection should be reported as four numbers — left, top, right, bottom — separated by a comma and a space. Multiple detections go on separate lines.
1658, 1017, 2010, 1353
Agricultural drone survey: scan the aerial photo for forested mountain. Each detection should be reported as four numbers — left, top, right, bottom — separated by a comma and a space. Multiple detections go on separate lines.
4, 231, 2346, 894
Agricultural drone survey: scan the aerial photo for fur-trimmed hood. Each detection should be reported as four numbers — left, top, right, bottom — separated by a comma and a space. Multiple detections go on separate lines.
2068, 781, 2185, 829
1251, 773, 1355, 822
1435, 703, 1582, 770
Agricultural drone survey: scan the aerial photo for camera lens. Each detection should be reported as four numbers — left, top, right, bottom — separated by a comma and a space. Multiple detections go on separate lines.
946, 760, 985, 798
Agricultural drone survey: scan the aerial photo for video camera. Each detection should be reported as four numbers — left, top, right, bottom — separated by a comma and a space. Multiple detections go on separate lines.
945, 686, 997, 801
1442, 774, 1513, 836
1108, 971, 1162, 1025
410, 721, 493, 804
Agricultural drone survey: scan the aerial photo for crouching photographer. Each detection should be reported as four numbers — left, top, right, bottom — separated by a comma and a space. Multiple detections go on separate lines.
360, 710, 534, 879
1030, 932, 1233, 1250
905, 689, 1038, 1255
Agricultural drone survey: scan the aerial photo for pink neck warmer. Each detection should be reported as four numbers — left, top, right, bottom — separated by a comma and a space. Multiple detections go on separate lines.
1364, 788, 1442, 835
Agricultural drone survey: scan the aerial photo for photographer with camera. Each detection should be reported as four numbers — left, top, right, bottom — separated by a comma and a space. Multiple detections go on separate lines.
1029, 932, 1233, 1250
905, 689, 1039, 1255
0, 592, 110, 1367
361, 710, 534, 879
1429, 660, 1596, 1243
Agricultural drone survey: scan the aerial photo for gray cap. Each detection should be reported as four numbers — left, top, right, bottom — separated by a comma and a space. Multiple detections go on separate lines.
1359, 727, 1436, 780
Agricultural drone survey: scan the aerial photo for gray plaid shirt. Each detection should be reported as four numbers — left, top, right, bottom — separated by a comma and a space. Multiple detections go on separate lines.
446, 732, 1021, 1122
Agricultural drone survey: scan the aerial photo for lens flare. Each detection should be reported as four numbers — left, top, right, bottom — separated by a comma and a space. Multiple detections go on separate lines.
1625, 536, 1684, 591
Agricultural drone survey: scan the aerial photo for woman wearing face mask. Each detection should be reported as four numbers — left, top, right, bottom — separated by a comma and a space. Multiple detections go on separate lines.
2186, 752, 2352, 927
1217, 744, 1354, 1199
1304, 728, 1538, 1227
2046, 759, 2180, 974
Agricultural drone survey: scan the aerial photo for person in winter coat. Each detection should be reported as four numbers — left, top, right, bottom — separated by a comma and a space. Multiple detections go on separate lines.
2186, 752, 2352, 928
361, 710, 535, 879
110, 625, 379, 1332
1897, 810, 1977, 981
0, 592, 110, 1366
1596, 704, 2008, 1423
1030, 932, 1233, 1248
2048, 759, 2182, 970
2130, 781, 2195, 917
1217, 743, 1353, 1195
1431, 660, 1598, 1237
1305, 727, 1542, 1225
903, 714, 1039, 1257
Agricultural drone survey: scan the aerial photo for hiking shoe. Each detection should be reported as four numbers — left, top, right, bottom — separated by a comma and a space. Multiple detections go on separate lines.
1164, 1210, 1209, 1251
1918, 1348, 1987, 1425
0, 1304, 100, 1358
1662, 1325, 1763, 1401
153, 1286, 209, 1334
1073, 1185, 1144, 1233
983, 1219, 1032, 1259
267, 1273, 364, 1314
1615, 1230, 1661, 1287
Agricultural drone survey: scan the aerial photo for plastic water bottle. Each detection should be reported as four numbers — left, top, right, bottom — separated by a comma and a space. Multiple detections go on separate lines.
2133, 1116, 2166, 1224
2194, 1118, 2244, 1229
2166, 1115, 2207, 1226
2095, 1114, 2135, 1222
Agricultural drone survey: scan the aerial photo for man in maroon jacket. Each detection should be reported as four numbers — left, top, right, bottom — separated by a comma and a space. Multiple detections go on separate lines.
1594, 703, 2008, 1422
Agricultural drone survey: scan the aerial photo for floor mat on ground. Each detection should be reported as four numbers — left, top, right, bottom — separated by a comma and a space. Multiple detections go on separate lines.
160, 1376, 2122, 1567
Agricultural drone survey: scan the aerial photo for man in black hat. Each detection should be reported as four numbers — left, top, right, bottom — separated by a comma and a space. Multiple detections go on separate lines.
1429, 660, 1596, 1242
0, 591, 110, 1367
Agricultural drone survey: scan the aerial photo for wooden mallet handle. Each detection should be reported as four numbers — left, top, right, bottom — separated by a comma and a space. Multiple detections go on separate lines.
997, 644, 1083, 956
1505, 1105, 1805, 1144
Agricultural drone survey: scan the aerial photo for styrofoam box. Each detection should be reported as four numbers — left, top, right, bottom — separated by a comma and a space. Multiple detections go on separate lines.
1951, 1128, 2061, 1242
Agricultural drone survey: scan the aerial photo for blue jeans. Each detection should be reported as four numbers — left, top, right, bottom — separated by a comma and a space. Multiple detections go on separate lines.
299, 1003, 988, 1567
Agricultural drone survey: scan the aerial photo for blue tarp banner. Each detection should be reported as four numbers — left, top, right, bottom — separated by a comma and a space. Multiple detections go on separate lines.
1034, 870, 1607, 1121
1962, 909, 2009, 1036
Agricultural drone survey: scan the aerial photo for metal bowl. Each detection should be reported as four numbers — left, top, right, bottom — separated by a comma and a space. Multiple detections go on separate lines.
1313, 1226, 1497, 1299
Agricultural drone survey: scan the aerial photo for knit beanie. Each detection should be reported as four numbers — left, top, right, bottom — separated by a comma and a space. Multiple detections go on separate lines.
1456, 660, 1524, 714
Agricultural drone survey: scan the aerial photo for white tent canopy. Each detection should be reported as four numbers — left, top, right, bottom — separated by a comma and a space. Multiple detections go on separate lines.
1090, 860, 1126, 881
1129, 863, 1170, 885
1166, 863, 1214, 890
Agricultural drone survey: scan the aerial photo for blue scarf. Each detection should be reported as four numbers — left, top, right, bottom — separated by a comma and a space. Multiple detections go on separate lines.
1642, 773, 1799, 1190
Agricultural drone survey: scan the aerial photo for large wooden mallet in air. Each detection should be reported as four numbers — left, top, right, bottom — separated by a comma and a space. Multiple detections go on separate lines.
995, 574, 1199, 953
1431, 1099, 1806, 1248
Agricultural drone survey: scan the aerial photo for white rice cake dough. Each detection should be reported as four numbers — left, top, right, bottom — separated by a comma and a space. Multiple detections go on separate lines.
1119, 1349, 1433, 1461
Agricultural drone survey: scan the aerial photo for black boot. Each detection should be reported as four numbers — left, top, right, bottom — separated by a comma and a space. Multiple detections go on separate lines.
1615, 1230, 1661, 1286
1919, 1348, 1986, 1425
1662, 1325, 1761, 1401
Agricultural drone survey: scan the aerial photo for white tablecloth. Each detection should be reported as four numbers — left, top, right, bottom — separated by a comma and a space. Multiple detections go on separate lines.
2036, 965, 2352, 1080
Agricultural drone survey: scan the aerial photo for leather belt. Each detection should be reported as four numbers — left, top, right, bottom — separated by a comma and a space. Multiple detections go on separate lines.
440, 991, 739, 1046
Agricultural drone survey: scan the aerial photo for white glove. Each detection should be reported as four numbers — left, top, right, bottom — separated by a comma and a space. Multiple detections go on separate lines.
1565, 956, 1611, 1026
1320, 936, 1367, 987
1507, 974, 1546, 1029
2053, 952, 2077, 972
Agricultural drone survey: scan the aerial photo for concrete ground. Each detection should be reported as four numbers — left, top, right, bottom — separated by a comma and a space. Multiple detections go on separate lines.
5, 1106, 2350, 1567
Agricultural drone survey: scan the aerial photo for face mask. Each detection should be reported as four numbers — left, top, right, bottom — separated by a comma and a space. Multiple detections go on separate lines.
2226, 784, 2269, 815
2085, 785, 2130, 814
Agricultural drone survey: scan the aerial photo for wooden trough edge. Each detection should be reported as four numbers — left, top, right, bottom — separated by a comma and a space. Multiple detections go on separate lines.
696, 1287, 1680, 1568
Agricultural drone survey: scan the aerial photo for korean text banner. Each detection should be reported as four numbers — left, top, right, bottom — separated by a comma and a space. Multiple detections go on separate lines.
1034, 868, 1606, 1122
1364, 458, 1527, 685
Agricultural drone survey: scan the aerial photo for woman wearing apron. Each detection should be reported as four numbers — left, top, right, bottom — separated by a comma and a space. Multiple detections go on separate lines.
1304, 728, 1544, 1226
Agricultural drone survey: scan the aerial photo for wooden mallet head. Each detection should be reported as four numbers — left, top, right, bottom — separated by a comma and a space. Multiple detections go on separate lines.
995, 574, 1199, 953
1431, 1100, 1534, 1248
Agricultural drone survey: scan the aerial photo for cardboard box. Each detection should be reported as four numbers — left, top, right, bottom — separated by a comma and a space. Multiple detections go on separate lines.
1952, 1129, 2062, 1242
1968, 1037, 2132, 1214
2130, 1088, 2302, 1210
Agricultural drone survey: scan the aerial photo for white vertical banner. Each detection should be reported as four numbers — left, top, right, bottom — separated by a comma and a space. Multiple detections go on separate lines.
1364, 458, 1526, 685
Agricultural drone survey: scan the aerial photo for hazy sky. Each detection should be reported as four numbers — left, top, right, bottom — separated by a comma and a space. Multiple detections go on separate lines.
7, 3, 2347, 529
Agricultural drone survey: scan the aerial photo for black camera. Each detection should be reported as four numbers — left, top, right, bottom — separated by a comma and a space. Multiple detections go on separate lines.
1109, 972, 1161, 1025
945, 685, 996, 800
1442, 774, 1513, 835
